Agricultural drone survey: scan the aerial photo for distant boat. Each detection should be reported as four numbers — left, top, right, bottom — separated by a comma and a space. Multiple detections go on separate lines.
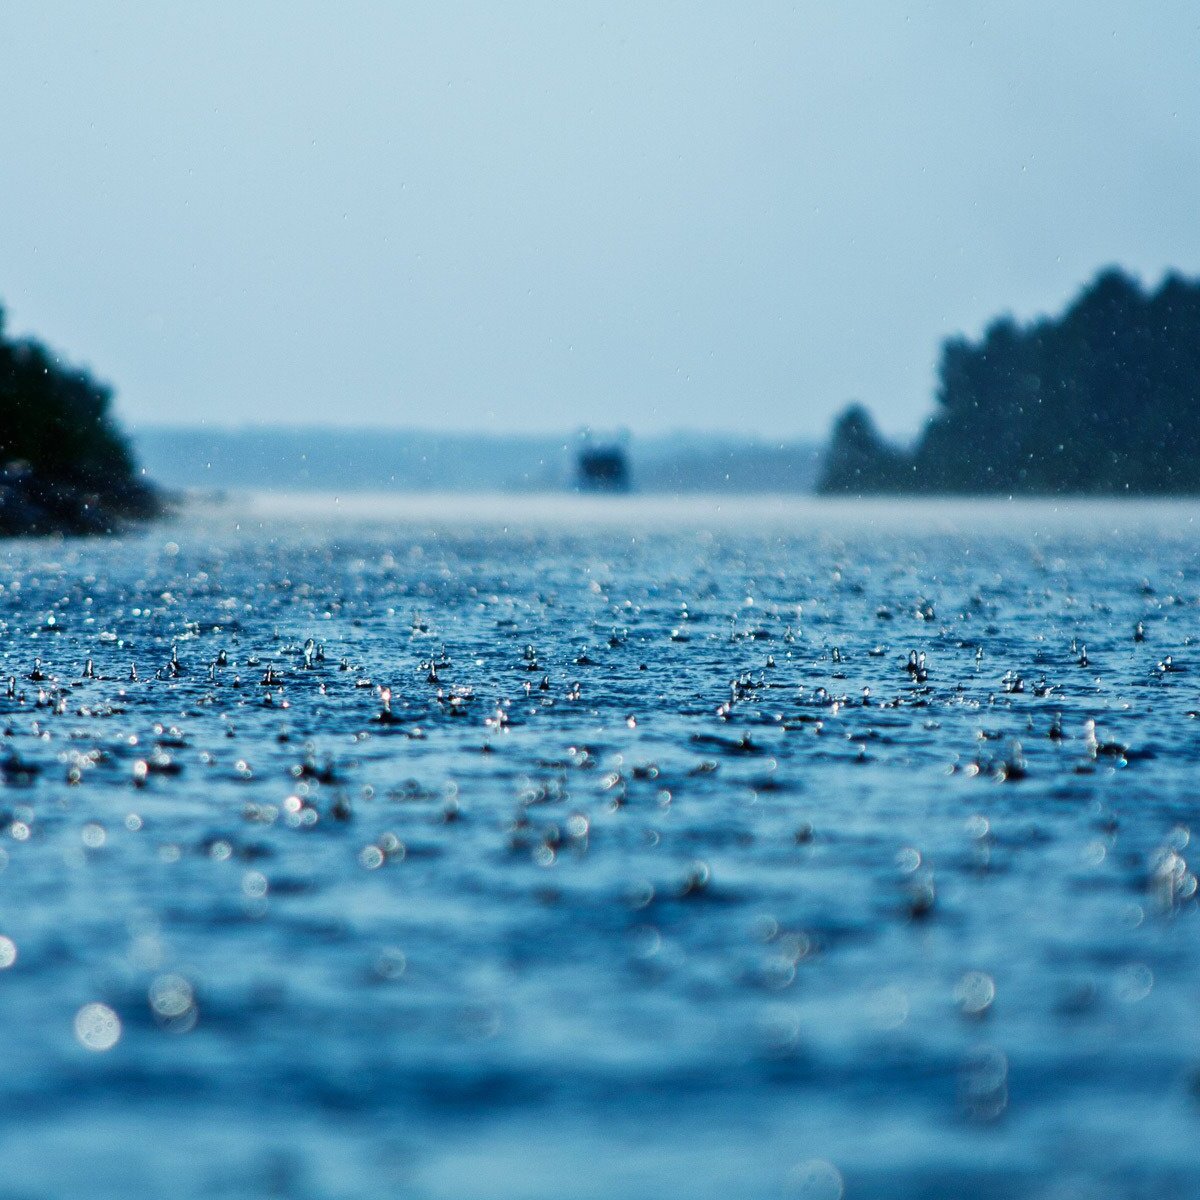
576, 433, 630, 492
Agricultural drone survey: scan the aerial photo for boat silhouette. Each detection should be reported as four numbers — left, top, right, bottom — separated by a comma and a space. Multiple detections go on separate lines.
575, 430, 630, 492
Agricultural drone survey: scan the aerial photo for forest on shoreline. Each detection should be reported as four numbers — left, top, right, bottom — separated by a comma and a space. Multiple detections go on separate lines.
0, 306, 158, 536
819, 268, 1200, 496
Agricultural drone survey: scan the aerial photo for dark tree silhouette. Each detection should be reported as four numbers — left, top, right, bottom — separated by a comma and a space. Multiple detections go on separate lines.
0, 305, 159, 534
819, 268, 1200, 495
816, 404, 909, 493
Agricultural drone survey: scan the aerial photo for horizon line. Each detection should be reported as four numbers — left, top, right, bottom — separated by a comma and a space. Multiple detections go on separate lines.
129, 422, 835, 443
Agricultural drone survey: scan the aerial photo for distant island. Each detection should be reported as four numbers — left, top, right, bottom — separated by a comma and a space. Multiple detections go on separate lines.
0, 306, 158, 535
819, 268, 1200, 495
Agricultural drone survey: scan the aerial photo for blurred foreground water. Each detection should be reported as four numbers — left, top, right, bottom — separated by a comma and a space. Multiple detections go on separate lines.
3, 493, 1200, 1199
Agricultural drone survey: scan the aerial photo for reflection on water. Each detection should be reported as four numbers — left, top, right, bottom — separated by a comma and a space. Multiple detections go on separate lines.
2, 494, 1200, 1198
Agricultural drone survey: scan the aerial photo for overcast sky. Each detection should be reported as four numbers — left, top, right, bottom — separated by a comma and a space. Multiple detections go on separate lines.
2, 3, 1198, 438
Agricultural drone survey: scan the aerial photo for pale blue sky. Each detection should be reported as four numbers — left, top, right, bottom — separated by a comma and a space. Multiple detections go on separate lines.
2, 3, 1198, 437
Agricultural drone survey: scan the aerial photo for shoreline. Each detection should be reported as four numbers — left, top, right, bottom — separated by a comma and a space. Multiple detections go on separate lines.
0, 469, 162, 538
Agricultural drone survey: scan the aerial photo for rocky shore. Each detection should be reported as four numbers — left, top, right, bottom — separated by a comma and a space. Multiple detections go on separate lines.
0, 461, 161, 537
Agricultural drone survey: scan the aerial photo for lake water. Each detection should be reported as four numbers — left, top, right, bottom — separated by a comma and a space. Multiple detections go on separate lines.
3, 493, 1200, 1199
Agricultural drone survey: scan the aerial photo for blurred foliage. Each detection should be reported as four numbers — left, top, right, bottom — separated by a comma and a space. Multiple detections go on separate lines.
819, 268, 1200, 494
0, 305, 158, 533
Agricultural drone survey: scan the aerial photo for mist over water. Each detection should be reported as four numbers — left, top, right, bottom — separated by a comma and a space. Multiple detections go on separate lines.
3, 495, 1200, 1198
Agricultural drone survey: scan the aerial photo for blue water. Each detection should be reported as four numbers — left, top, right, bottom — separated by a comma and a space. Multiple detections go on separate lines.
3, 494, 1200, 1199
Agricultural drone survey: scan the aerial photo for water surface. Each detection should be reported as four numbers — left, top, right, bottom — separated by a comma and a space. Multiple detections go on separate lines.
3, 494, 1200, 1199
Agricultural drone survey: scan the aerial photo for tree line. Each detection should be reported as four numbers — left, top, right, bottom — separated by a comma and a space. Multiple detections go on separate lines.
819, 268, 1200, 495
0, 305, 158, 534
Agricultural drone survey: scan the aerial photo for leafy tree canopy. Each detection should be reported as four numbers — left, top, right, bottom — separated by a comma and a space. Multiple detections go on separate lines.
819, 268, 1200, 495
0, 305, 158, 534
